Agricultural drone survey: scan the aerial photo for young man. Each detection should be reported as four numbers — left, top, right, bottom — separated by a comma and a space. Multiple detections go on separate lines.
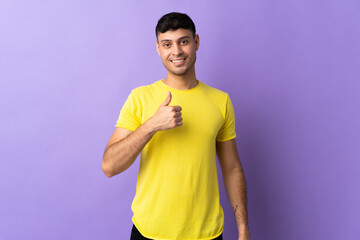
102, 12, 250, 240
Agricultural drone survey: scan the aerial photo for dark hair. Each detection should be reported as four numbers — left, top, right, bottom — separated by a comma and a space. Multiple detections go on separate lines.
155, 12, 196, 39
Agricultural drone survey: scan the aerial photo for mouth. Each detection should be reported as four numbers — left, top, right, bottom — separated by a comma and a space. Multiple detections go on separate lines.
170, 58, 186, 63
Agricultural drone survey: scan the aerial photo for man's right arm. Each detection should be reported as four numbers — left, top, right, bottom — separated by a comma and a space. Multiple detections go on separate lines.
102, 91, 182, 177
102, 121, 157, 177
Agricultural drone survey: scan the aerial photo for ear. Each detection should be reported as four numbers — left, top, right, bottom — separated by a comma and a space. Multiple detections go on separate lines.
195, 34, 200, 51
155, 40, 160, 56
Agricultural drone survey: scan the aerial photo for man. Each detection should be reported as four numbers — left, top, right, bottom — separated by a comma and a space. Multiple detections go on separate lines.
102, 12, 250, 240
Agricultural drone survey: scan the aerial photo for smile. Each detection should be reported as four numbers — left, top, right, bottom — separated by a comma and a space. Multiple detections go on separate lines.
170, 58, 186, 63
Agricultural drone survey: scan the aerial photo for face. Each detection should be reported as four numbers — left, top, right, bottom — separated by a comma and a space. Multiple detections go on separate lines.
156, 28, 199, 77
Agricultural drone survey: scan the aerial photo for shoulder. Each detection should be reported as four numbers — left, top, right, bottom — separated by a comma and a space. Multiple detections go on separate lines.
130, 81, 159, 96
201, 81, 230, 100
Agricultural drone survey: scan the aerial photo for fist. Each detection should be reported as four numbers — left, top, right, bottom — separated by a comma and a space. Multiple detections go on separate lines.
149, 91, 183, 131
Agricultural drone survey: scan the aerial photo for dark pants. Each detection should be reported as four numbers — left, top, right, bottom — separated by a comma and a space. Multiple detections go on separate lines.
130, 224, 223, 240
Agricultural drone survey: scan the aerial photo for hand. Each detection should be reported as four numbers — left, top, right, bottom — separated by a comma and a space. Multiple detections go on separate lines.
147, 91, 183, 131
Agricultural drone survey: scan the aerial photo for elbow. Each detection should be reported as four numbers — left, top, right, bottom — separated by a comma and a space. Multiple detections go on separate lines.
102, 161, 116, 178
102, 159, 127, 178
102, 153, 132, 177
103, 170, 114, 178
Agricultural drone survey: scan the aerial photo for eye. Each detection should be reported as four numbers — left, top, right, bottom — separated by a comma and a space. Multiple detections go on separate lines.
163, 43, 171, 48
180, 40, 188, 45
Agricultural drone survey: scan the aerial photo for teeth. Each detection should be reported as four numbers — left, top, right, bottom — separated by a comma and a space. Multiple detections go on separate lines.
172, 59, 184, 63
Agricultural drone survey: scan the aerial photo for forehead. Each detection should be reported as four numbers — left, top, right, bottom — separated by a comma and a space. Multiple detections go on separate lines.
157, 28, 193, 42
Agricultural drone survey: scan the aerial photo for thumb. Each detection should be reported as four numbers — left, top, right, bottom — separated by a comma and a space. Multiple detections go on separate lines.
161, 91, 172, 106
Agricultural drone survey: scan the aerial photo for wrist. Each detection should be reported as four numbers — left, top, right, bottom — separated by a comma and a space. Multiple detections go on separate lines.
143, 117, 158, 135
238, 224, 249, 238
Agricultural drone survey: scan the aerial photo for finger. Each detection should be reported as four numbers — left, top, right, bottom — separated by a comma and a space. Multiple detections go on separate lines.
176, 117, 183, 122
175, 112, 182, 117
172, 105, 182, 112
160, 91, 172, 106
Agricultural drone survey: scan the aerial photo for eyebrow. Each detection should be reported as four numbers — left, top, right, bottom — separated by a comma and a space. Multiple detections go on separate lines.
160, 36, 191, 43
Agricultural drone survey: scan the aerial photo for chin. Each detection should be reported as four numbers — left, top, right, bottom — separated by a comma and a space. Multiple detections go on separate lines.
164, 66, 187, 76
171, 70, 190, 76
169, 65, 194, 76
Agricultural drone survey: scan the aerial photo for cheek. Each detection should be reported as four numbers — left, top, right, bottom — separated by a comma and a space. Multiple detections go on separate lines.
161, 56, 169, 64
186, 47, 196, 56
159, 51, 169, 61
161, 54, 168, 61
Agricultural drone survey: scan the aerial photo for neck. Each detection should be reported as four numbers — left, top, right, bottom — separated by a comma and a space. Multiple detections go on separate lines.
163, 67, 198, 90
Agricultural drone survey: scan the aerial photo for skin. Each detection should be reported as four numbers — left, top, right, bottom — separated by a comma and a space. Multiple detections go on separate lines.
102, 28, 249, 240
155, 28, 199, 90
216, 139, 250, 240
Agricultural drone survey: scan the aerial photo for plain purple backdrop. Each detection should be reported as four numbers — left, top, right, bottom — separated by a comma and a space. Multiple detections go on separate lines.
1, 0, 359, 239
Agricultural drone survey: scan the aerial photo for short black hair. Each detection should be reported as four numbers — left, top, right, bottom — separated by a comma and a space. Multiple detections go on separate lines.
155, 12, 196, 39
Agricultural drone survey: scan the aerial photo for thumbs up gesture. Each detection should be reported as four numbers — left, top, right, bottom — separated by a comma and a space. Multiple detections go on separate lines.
147, 91, 183, 132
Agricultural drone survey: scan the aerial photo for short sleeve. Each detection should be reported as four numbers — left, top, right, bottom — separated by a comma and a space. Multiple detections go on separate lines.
216, 94, 237, 142
115, 90, 142, 131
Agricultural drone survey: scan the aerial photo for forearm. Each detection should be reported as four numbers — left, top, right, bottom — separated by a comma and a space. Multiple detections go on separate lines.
102, 120, 157, 177
222, 166, 249, 231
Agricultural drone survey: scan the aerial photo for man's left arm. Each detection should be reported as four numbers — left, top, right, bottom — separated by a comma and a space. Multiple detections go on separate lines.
216, 138, 250, 240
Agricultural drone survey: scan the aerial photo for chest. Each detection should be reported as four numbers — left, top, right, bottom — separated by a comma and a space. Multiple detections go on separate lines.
140, 93, 224, 141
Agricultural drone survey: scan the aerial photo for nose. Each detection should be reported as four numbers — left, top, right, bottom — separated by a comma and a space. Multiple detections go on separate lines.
172, 43, 183, 56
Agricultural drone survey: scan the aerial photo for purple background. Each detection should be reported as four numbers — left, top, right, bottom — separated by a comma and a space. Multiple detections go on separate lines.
1, 0, 359, 239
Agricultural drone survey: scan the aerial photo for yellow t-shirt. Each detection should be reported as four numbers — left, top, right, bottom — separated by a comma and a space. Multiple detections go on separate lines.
115, 79, 236, 240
